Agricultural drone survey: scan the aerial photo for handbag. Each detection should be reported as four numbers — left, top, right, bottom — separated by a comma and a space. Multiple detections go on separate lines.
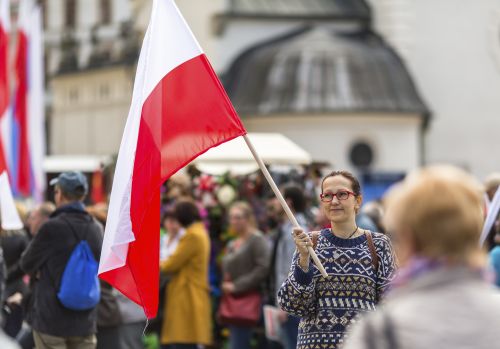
218, 290, 262, 327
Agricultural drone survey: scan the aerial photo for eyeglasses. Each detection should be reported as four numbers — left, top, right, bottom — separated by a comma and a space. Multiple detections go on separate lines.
320, 190, 356, 202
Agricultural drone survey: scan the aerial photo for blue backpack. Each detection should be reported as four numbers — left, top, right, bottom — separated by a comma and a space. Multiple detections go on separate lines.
57, 217, 100, 311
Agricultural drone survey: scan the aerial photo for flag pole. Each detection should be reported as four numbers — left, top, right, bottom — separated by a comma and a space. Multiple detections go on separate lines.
243, 134, 328, 278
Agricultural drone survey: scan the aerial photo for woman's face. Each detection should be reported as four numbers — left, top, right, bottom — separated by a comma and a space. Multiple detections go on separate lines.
163, 217, 181, 236
229, 207, 248, 234
321, 175, 361, 224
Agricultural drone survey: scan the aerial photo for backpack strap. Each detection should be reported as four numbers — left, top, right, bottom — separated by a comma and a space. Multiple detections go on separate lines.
365, 231, 379, 273
61, 216, 90, 243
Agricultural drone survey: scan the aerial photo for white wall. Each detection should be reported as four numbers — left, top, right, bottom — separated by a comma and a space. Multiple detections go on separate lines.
370, 0, 500, 179
174, 0, 224, 62
46, 0, 65, 31
113, 0, 131, 23
78, 0, 98, 28
50, 67, 133, 155
243, 114, 422, 174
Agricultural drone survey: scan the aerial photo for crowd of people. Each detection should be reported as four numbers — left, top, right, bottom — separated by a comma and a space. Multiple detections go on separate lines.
0, 164, 500, 349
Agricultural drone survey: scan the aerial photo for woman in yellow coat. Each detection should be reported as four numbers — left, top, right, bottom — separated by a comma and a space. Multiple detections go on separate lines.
160, 200, 212, 349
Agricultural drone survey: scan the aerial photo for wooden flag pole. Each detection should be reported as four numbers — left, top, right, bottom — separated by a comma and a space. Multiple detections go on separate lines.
243, 134, 328, 278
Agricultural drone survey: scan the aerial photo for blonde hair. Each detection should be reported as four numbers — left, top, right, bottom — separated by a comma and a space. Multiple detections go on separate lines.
385, 165, 484, 264
229, 201, 257, 229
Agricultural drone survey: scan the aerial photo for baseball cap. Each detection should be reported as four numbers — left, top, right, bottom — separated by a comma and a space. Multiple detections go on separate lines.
49, 171, 88, 195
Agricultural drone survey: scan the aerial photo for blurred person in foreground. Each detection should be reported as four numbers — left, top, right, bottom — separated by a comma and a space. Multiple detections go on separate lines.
343, 165, 500, 349
14, 202, 55, 349
277, 170, 397, 349
21, 171, 103, 349
221, 201, 270, 349
160, 199, 212, 349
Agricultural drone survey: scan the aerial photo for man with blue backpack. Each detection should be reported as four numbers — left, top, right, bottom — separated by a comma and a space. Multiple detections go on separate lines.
21, 171, 103, 349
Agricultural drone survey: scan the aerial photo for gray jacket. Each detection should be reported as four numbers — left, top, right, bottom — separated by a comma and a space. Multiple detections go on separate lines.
342, 266, 500, 349
222, 231, 270, 293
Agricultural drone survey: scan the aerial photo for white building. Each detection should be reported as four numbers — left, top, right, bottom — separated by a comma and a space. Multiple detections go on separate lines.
41, 0, 500, 181
368, 0, 500, 179
134, 0, 429, 182
41, 0, 138, 156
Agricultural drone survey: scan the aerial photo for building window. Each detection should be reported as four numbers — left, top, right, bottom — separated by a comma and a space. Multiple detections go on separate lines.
349, 141, 374, 169
65, 0, 76, 29
100, 0, 112, 25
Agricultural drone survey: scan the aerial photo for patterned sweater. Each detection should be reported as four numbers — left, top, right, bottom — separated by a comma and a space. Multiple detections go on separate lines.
277, 229, 396, 349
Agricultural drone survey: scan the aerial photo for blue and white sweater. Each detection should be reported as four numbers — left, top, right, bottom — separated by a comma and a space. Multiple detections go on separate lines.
277, 229, 397, 349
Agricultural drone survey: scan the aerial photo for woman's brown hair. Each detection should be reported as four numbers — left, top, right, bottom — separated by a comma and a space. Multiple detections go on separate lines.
321, 170, 361, 196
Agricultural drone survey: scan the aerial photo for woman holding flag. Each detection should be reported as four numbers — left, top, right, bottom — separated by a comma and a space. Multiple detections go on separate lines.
277, 170, 397, 348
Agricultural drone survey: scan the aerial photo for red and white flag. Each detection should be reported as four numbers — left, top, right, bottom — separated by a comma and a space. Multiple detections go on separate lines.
98, 0, 246, 317
10, 0, 45, 201
14, 0, 30, 196
0, 147, 23, 230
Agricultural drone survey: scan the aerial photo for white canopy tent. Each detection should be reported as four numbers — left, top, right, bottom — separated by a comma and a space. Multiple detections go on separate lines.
193, 133, 312, 175
43, 155, 113, 173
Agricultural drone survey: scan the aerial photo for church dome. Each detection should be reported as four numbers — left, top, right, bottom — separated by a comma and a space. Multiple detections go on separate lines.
224, 26, 429, 121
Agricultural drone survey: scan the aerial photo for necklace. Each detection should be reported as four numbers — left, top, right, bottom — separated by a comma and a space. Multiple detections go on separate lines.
333, 226, 359, 239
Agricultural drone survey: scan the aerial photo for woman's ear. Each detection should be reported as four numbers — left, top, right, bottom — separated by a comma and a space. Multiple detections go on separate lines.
355, 195, 363, 213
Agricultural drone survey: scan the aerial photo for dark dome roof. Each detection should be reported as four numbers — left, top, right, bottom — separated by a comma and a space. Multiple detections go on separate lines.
224, 26, 429, 119
229, 0, 370, 20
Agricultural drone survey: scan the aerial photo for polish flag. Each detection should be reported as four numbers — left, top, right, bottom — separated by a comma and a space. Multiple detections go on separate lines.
27, 4, 46, 203
0, 146, 23, 230
9, 0, 45, 201
14, 0, 30, 196
98, 0, 246, 318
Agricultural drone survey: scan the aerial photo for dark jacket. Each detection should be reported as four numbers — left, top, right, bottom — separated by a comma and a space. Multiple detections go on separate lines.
20, 202, 103, 337
1, 230, 30, 297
